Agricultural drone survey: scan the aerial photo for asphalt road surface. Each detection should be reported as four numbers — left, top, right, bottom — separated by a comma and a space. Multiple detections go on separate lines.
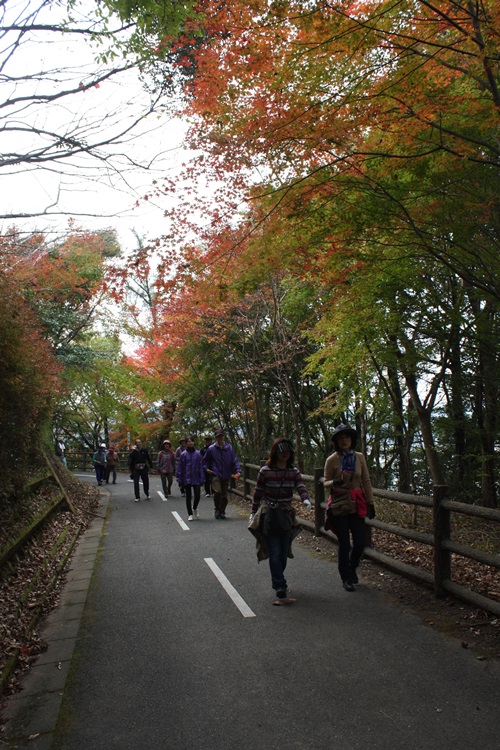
53, 472, 499, 749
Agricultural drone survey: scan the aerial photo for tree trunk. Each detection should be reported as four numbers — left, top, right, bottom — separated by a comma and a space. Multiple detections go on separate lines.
387, 367, 413, 492
405, 372, 447, 486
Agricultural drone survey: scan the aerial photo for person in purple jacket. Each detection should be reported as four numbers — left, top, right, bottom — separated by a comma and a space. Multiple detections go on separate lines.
202, 428, 241, 519
176, 437, 205, 521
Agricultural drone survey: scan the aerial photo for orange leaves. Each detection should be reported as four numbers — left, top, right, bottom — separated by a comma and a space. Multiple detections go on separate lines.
131, 0, 500, 394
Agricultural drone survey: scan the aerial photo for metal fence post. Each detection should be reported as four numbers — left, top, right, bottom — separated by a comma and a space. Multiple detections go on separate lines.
433, 484, 450, 598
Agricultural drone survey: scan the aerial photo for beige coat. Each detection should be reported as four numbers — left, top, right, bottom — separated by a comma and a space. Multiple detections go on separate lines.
323, 451, 374, 507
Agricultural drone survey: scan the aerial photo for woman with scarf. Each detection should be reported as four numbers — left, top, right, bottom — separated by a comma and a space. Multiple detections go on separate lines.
324, 424, 375, 592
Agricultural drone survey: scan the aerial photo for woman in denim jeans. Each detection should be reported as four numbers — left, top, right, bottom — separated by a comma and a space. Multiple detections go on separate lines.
249, 438, 311, 605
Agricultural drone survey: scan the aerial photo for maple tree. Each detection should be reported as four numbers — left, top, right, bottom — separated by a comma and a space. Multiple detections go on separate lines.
4, 1, 490, 501
183, 1, 496, 286
5, 226, 119, 357
126, 0, 497, 502
0, 225, 127, 470
0, 266, 60, 499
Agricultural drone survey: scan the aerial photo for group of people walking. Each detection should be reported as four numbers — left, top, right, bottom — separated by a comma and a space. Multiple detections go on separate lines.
126, 429, 241, 521
249, 424, 375, 603
94, 423, 375, 604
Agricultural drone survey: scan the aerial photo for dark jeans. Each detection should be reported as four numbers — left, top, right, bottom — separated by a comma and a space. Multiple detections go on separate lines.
94, 464, 105, 484
185, 484, 201, 515
264, 529, 293, 592
332, 514, 366, 580
204, 472, 213, 495
105, 465, 117, 483
160, 472, 173, 496
133, 467, 149, 499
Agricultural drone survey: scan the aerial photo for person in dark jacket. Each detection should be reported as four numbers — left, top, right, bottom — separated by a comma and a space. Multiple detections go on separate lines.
176, 437, 205, 520
93, 444, 107, 486
105, 444, 119, 484
129, 438, 153, 502
202, 428, 241, 519
324, 424, 375, 591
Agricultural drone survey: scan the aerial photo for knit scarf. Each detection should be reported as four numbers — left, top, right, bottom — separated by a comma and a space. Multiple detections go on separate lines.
340, 449, 356, 473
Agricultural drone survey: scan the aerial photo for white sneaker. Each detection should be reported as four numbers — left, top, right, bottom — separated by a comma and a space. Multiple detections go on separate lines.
194, 509, 200, 519
188, 515, 194, 521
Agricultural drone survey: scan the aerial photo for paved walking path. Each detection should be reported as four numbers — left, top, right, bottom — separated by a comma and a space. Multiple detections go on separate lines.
3, 473, 499, 749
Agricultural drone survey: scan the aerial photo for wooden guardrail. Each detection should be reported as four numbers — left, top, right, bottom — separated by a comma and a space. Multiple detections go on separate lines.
65, 450, 163, 473
65, 451, 132, 472
237, 460, 500, 617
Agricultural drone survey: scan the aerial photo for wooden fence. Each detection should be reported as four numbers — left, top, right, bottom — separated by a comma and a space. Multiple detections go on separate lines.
65, 451, 132, 473
237, 461, 500, 617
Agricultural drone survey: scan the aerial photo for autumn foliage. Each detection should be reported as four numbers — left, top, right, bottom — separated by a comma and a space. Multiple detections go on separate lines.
120, 0, 499, 504
0, 227, 117, 499
0, 270, 60, 498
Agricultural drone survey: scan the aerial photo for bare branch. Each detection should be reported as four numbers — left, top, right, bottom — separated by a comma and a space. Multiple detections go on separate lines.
0, 0, 177, 221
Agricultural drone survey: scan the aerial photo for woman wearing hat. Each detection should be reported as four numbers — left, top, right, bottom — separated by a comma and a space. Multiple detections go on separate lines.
249, 438, 312, 604
324, 425, 375, 591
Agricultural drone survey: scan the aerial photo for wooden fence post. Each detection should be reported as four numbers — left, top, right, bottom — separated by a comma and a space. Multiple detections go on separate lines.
314, 468, 324, 536
243, 458, 250, 503
433, 484, 450, 598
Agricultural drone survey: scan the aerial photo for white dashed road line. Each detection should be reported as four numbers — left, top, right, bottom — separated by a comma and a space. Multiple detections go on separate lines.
158, 491, 168, 501
172, 511, 190, 531
204, 557, 256, 618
